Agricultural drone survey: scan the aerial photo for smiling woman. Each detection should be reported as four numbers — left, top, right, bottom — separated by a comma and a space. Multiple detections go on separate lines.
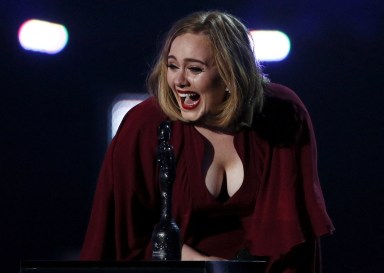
166, 33, 227, 123
80, 10, 334, 273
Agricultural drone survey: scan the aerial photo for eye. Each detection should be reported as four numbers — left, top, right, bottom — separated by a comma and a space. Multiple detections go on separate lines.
167, 63, 178, 70
189, 66, 203, 74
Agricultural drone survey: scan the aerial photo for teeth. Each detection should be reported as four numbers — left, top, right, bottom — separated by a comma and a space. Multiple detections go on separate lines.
179, 93, 194, 98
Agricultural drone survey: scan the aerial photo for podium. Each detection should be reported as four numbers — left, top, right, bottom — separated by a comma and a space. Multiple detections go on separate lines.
20, 260, 267, 273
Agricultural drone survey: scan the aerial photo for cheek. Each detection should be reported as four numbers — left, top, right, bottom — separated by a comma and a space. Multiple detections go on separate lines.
211, 73, 226, 89
204, 77, 226, 101
197, 73, 223, 90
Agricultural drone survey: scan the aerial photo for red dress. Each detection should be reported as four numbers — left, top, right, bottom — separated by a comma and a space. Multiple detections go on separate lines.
80, 83, 334, 272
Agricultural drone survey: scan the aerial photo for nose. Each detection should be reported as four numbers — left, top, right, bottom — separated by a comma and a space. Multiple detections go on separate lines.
175, 69, 189, 88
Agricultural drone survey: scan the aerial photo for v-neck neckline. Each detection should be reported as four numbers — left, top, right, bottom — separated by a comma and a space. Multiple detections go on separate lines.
191, 125, 246, 205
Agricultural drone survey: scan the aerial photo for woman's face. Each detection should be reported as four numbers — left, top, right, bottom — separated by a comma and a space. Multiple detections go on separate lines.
166, 33, 227, 123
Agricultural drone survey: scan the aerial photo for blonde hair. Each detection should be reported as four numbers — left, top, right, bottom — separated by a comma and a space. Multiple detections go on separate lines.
147, 10, 268, 128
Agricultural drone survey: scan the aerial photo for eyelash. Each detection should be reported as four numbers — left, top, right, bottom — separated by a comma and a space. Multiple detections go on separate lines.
189, 67, 203, 73
167, 64, 178, 70
167, 64, 203, 74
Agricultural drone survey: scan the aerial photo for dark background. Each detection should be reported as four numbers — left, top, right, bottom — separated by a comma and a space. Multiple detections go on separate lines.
2, 1, 383, 273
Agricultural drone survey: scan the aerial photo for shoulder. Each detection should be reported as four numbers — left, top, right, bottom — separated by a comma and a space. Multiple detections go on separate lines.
264, 82, 309, 115
254, 82, 311, 146
124, 96, 165, 123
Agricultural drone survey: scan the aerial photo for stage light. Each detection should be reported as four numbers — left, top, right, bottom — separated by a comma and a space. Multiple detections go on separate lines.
249, 30, 290, 62
18, 19, 68, 54
111, 94, 147, 139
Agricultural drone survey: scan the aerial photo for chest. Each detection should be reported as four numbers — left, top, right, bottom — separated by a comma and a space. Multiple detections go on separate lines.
170, 123, 265, 217
195, 127, 244, 199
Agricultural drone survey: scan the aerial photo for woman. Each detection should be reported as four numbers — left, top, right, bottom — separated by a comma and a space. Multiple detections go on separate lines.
80, 10, 334, 272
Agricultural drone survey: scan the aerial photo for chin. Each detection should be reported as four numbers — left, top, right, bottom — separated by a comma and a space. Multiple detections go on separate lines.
180, 111, 202, 122
180, 105, 205, 122
181, 115, 200, 122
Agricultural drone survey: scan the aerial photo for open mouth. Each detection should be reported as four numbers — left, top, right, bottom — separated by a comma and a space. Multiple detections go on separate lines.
179, 92, 200, 110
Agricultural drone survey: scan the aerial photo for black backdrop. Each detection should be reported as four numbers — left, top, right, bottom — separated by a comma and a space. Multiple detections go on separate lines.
1, 1, 384, 273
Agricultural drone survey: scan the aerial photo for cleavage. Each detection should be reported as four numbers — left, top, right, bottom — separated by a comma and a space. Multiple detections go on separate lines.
201, 135, 244, 201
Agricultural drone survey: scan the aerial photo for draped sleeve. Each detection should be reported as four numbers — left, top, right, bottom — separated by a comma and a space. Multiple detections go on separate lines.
246, 83, 334, 271
80, 97, 167, 260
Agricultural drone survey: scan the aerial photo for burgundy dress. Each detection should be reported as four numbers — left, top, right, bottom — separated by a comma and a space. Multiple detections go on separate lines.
80, 83, 334, 273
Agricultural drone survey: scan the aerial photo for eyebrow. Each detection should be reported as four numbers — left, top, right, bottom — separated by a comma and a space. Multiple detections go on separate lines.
167, 55, 208, 66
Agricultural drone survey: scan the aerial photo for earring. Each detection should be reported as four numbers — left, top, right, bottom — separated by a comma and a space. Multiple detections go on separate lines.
225, 87, 231, 94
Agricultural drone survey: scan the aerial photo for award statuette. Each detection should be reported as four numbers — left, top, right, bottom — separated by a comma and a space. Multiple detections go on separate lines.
151, 121, 181, 261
